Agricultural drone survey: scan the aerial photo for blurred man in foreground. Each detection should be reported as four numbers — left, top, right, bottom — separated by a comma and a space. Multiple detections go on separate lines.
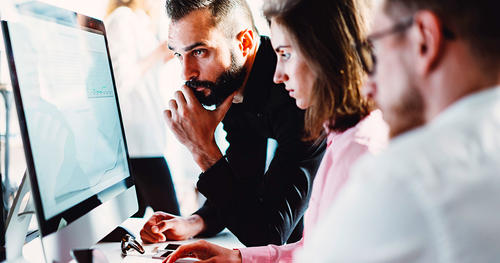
298, 0, 500, 262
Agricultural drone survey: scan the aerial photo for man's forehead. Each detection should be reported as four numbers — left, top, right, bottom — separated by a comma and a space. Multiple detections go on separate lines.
168, 10, 219, 51
169, 24, 211, 47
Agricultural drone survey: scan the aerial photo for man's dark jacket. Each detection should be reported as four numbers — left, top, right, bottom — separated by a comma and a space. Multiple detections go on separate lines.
194, 36, 326, 247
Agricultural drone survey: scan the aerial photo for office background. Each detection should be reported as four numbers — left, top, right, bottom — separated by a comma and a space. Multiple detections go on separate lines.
0, 0, 269, 224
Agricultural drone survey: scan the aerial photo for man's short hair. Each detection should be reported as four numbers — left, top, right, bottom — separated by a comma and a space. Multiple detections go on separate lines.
384, 0, 500, 70
165, 0, 258, 38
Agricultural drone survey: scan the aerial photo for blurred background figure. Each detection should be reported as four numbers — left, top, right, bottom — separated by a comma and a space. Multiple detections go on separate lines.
105, 0, 180, 217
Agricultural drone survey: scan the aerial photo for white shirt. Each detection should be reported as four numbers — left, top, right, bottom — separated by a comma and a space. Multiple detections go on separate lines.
105, 7, 171, 157
297, 86, 500, 263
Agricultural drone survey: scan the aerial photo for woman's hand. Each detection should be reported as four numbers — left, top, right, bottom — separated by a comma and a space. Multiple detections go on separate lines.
164, 240, 242, 263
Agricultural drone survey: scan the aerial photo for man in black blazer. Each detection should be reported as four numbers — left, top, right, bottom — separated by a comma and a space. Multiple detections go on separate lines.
140, 0, 325, 247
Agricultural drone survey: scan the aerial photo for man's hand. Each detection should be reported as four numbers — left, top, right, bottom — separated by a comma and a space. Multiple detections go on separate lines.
164, 86, 234, 171
140, 212, 206, 243
164, 240, 242, 263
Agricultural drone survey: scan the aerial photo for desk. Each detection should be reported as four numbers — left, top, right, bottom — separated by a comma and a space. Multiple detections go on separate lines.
21, 218, 244, 263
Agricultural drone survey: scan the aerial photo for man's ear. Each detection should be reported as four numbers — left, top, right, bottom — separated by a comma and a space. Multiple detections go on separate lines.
412, 11, 445, 75
236, 29, 256, 57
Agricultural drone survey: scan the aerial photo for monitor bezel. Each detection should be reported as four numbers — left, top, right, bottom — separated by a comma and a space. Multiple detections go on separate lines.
1, 2, 135, 237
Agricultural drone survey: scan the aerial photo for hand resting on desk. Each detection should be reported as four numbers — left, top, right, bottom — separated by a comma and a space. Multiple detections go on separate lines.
164, 240, 241, 263
140, 212, 206, 243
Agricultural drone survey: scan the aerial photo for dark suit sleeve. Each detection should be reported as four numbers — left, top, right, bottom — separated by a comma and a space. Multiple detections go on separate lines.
193, 200, 225, 237
193, 105, 325, 247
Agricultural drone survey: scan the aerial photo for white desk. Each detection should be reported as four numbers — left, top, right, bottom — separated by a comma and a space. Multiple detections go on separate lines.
21, 218, 244, 263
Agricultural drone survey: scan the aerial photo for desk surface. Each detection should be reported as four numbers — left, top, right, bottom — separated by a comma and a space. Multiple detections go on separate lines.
22, 218, 244, 263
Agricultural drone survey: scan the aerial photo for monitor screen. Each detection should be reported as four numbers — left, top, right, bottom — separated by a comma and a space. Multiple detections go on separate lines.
2, 1, 134, 237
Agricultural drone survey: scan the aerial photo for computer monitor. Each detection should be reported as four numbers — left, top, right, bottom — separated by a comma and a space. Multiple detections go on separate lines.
1, 1, 138, 262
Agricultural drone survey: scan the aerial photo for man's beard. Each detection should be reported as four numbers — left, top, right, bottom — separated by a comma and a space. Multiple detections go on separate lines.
185, 57, 247, 107
383, 84, 426, 138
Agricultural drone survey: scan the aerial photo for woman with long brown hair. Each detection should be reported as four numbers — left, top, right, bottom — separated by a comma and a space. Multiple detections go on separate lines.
165, 0, 388, 262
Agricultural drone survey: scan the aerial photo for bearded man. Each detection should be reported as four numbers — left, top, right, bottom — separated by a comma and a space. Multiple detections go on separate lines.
139, 0, 325, 247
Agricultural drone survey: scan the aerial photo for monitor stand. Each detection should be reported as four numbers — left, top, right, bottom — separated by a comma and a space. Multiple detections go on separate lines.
0, 173, 5, 263
5, 172, 34, 262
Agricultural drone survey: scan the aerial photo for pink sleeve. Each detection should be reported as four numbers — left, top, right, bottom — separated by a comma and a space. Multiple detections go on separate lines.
239, 239, 304, 263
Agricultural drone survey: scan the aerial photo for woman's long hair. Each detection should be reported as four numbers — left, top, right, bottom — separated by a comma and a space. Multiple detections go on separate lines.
264, 0, 373, 141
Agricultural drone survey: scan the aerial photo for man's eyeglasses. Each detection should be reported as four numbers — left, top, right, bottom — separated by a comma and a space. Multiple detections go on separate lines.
356, 16, 455, 75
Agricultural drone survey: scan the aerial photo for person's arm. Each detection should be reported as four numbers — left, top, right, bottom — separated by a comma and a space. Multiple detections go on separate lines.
195, 105, 326, 246
164, 239, 303, 263
163, 82, 324, 246
296, 163, 431, 263
238, 239, 303, 263
192, 200, 226, 237
165, 240, 242, 263
192, 127, 268, 238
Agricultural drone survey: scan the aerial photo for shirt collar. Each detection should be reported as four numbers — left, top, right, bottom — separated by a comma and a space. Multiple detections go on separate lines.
430, 85, 500, 126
